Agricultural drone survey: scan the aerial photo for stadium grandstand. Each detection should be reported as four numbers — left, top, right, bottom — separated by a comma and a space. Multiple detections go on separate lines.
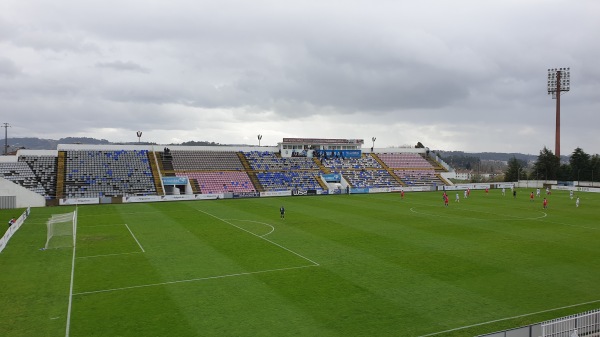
0, 138, 453, 207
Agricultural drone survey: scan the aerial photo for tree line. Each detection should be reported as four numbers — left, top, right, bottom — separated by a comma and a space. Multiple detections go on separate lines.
504, 147, 600, 182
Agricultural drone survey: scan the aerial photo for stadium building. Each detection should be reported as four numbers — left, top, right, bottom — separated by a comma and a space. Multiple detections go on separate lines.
0, 137, 456, 208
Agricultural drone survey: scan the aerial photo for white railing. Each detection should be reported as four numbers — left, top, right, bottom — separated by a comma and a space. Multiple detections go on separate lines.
542, 308, 600, 337
0, 207, 30, 253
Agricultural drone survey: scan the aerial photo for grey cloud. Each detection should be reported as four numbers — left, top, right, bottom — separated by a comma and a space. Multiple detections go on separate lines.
0, 58, 21, 78
96, 61, 150, 73
1, 0, 599, 154
12, 30, 99, 53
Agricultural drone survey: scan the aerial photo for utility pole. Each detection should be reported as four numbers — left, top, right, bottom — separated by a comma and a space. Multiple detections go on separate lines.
2, 123, 10, 155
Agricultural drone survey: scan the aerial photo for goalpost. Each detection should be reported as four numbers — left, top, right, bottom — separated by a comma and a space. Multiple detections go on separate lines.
44, 209, 77, 250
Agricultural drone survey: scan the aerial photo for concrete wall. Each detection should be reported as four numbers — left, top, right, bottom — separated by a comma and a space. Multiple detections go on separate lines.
0, 177, 46, 208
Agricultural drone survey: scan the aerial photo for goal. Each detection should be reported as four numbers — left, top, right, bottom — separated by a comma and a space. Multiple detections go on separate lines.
44, 210, 77, 250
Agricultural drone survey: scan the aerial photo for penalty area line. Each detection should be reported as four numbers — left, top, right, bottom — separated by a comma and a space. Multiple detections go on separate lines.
223, 218, 276, 237
197, 208, 320, 266
417, 298, 600, 337
76, 251, 143, 259
124, 224, 145, 253
73, 264, 318, 296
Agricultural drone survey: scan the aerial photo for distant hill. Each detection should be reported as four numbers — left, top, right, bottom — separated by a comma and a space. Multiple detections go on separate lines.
5, 137, 227, 150
8, 137, 111, 150
436, 150, 539, 163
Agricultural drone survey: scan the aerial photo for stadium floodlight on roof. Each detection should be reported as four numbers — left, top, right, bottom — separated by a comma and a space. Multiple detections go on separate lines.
547, 67, 570, 158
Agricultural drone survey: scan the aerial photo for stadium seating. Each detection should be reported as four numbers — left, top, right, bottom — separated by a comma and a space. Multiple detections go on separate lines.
170, 150, 244, 171
338, 169, 402, 188
321, 156, 382, 170
177, 171, 255, 194
256, 171, 323, 191
7, 147, 449, 200
243, 151, 324, 191
394, 169, 445, 186
321, 154, 401, 188
244, 151, 318, 171
64, 150, 157, 198
18, 155, 57, 198
377, 153, 433, 169
0, 162, 47, 195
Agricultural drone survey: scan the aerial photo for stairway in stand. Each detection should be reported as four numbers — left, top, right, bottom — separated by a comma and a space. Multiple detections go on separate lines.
56, 151, 66, 199
236, 152, 264, 192
189, 178, 200, 194
161, 151, 175, 176
369, 153, 406, 187
148, 151, 165, 195
313, 157, 331, 174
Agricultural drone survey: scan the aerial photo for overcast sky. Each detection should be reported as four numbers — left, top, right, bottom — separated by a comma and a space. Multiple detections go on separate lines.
1, 0, 599, 155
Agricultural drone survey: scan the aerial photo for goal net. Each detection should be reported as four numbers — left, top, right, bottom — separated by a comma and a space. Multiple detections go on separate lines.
44, 211, 77, 250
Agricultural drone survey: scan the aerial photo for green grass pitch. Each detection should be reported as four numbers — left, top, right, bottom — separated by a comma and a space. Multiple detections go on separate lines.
1, 188, 599, 336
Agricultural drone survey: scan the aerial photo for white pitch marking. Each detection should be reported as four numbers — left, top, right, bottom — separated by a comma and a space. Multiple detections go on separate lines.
73, 264, 317, 296
81, 223, 127, 228
124, 224, 145, 253
76, 251, 143, 259
197, 208, 319, 266
418, 298, 600, 337
64, 207, 78, 337
223, 219, 275, 237
409, 207, 548, 221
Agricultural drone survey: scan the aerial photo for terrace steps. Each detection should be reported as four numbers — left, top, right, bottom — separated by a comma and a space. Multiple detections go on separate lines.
371, 153, 406, 187
237, 152, 264, 192
148, 151, 165, 195
56, 151, 66, 199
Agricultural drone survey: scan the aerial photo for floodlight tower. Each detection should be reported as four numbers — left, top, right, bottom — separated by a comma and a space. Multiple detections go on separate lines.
547, 67, 570, 158
2, 123, 10, 155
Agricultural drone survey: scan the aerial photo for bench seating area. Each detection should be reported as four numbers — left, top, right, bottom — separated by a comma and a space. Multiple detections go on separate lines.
321, 155, 382, 170
244, 151, 324, 191
64, 150, 157, 198
394, 169, 445, 186
256, 171, 323, 192
377, 153, 433, 169
340, 169, 402, 189
5, 148, 450, 199
18, 155, 57, 198
245, 151, 318, 170
170, 150, 244, 171
321, 154, 399, 188
176, 171, 255, 194
0, 162, 46, 195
